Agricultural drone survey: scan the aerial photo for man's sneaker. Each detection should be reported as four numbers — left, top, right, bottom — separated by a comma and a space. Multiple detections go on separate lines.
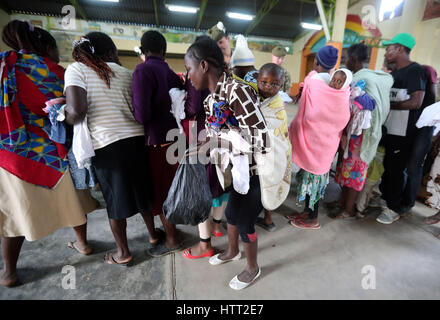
376, 208, 400, 225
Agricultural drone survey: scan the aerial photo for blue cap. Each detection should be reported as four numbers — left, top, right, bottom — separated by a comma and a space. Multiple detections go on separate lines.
316, 45, 339, 70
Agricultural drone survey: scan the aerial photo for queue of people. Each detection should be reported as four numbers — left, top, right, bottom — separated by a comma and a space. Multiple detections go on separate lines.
0, 19, 439, 290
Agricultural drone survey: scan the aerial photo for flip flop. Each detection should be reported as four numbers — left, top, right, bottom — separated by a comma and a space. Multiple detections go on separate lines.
146, 242, 182, 258
286, 212, 308, 221
149, 228, 166, 248
211, 231, 224, 237
104, 252, 133, 267
182, 248, 215, 260
328, 211, 354, 219
289, 219, 321, 230
424, 216, 440, 225
67, 241, 93, 255
255, 217, 276, 232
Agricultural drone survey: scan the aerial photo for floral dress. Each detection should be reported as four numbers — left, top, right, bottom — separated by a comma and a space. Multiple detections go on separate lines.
335, 134, 369, 191
296, 170, 330, 210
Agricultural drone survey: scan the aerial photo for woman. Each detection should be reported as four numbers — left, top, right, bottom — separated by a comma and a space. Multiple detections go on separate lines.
132, 31, 183, 257
64, 32, 156, 266
181, 35, 227, 260
288, 45, 351, 229
184, 38, 270, 290
0, 20, 97, 287
332, 43, 393, 219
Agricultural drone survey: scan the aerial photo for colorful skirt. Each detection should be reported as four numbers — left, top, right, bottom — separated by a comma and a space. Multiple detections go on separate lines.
149, 143, 179, 216
335, 135, 369, 192
296, 169, 329, 210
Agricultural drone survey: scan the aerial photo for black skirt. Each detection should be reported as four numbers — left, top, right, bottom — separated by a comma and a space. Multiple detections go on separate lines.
92, 136, 152, 220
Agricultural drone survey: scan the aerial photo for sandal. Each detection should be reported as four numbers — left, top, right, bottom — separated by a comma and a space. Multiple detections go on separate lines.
289, 219, 321, 230
286, 212, 308, 221
255, 217, 276, 232
328, 211, 355, 219
146, 242, 182, 258
182, 248, 215, 260
104, 252, 133, 267
355, 211, 366, 219
211, 231, 224, 237
425, 215, 440, 225
67, 241, 93, 255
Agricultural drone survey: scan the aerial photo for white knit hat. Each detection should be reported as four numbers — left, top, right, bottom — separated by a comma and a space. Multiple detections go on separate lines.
231, 35, 254, 68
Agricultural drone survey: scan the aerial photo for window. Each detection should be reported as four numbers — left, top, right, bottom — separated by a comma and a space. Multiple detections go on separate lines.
379, 0, 405, 22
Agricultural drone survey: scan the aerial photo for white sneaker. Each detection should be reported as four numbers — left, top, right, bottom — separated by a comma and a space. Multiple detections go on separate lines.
229, 268, 261, 290
376, 208, 400, 224
209, 252, 241, 265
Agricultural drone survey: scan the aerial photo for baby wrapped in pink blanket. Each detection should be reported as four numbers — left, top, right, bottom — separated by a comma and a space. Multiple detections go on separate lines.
289, 70, 351, 175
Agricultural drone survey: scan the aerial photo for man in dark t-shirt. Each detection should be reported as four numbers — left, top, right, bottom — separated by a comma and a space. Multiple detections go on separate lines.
378, 33, 432, 224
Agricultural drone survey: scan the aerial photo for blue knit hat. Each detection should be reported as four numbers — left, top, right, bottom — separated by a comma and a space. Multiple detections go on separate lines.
316, 45, 339, 70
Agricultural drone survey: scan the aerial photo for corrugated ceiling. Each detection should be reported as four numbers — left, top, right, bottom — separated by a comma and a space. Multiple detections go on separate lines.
1, 0, 334, 40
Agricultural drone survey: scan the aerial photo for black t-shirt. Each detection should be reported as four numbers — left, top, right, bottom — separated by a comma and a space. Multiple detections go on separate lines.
422, 66, 437, 108
387, 62, 427, 137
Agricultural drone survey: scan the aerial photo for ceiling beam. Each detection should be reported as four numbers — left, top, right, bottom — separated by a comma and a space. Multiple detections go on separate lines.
244, 0, 280, 36
196, 0, 208, 31
153, 0, 159, 26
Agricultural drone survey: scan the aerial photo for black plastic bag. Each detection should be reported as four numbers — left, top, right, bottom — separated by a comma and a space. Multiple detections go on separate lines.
164, 161, 212, 226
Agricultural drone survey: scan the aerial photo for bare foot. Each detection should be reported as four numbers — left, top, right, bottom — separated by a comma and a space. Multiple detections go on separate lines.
0, 270, 18, 287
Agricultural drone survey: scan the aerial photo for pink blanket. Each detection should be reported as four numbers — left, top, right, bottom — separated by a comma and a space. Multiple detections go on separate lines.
289, 71, 350, 175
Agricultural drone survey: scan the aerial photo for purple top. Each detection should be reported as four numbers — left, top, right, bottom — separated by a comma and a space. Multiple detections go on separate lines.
132, 56, 183, 146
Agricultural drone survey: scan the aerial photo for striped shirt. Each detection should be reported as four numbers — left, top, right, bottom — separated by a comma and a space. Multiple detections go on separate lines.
64, 62, 144, 150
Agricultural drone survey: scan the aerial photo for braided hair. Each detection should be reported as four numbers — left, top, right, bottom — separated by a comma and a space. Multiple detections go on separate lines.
2, 20, 46, 54
186, 38, 229, 76
72, 32, 118, 88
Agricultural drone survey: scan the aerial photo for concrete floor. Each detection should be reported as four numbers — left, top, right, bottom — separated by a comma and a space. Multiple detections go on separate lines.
1, 103, 439, 299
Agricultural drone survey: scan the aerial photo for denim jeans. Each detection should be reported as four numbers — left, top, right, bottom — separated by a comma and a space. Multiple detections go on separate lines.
380, 126, 434, 213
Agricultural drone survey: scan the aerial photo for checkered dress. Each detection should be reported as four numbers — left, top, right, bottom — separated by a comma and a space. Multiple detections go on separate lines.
204, 73, 270, 156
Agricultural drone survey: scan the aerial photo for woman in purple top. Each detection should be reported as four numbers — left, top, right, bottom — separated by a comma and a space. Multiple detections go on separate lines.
132, 31, 183, 257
